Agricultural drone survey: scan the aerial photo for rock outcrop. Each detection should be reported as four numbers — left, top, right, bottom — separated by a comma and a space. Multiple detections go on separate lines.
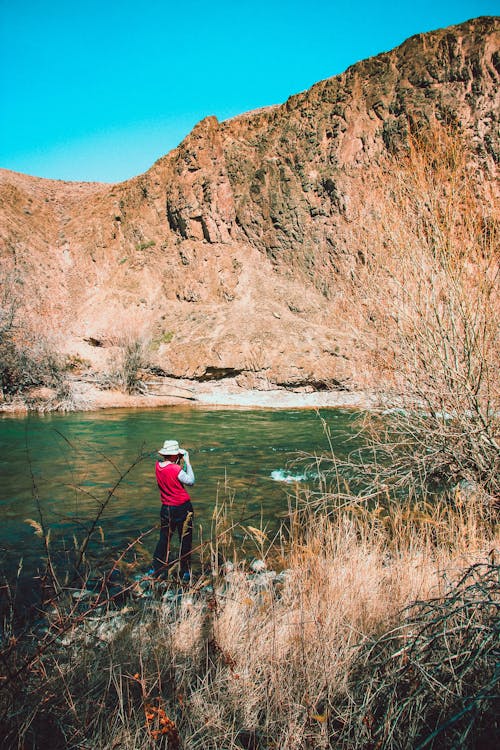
0, 17, 498, 392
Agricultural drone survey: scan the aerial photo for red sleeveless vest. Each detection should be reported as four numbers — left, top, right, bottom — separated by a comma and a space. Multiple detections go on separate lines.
156, 462, 191, 506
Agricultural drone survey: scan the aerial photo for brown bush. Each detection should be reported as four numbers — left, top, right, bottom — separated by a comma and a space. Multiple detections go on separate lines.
337, 123, 499, 497
0, 275, 66, 400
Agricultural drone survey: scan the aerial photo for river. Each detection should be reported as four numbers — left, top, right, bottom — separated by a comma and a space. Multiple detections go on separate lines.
0, 406, 361, 580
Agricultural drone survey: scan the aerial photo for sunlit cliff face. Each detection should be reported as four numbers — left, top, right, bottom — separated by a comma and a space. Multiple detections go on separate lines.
0, 17, 498, 391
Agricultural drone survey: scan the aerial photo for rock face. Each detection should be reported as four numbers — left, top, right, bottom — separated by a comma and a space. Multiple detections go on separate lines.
0, 17, 498, 390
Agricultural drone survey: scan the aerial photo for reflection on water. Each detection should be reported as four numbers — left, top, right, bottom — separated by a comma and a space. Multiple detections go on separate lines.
0, 406, 360, 575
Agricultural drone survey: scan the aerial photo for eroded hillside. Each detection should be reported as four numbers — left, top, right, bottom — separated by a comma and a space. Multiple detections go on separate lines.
0, 16, 498, 396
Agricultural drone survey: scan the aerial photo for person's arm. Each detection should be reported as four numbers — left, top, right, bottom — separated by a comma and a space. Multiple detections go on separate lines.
178, 451, 195, 485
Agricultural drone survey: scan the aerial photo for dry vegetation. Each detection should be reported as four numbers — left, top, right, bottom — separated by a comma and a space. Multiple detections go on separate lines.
333, 123, 499, 498
0, 491, 498, 749
105, 335, 152, 395
0, 286, 151, 406
0, 274, 90, 411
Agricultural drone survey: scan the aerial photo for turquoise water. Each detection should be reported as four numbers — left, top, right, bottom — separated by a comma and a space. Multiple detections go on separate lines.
0, 406, 360, 576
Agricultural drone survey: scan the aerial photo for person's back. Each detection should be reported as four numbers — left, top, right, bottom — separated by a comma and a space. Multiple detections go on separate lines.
156, 461, 191, 506
150, 440, 195, 582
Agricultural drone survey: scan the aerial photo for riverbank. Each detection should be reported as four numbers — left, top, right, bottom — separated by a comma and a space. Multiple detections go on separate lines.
0, 376, 377, 414
2, 497, 497, 749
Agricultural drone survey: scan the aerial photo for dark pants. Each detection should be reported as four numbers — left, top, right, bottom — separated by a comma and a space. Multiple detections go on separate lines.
152, 501, 193, 575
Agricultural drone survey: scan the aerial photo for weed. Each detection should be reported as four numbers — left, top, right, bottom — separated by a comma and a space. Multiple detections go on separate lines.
136, 240, 156, 251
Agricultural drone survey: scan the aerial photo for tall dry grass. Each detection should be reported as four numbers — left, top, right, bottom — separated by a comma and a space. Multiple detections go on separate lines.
1, 490, 497, 749
102, 334, 152, 395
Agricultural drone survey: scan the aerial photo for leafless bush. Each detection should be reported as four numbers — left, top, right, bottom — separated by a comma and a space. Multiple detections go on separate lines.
107, 335, 151, 394
341, 562, 499, 749
340, 123, 499, 497
0, 274, 74, 406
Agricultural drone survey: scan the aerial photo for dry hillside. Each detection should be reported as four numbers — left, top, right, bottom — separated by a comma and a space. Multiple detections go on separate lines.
0, 16, 498, 397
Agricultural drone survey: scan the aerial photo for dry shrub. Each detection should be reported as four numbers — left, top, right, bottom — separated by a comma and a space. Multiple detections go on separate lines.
0, 273, 81, 409
343, 561, 499, 749
337, 122, 499, 496
106, 334, 151, 394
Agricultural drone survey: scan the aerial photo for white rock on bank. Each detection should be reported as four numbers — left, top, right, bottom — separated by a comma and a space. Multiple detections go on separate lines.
95, 615, 126, 643
250, 559, 267, 573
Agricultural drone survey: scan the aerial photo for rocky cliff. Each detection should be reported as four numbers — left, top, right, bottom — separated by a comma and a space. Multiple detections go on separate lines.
0, 16, 498, 393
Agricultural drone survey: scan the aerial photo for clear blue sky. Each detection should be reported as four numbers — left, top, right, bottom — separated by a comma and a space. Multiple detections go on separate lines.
0, 1, 497, 183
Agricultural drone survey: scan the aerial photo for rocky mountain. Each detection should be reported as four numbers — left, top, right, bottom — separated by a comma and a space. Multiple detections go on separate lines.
0, 16, 498, 394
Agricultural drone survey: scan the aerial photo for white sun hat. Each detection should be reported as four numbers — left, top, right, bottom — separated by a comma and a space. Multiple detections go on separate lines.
158, 439, 183, 456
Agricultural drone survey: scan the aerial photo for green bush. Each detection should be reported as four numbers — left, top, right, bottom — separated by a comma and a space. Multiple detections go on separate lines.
136, 240, 156, 251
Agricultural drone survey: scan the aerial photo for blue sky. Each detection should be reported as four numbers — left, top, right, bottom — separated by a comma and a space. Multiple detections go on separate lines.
0, 1, 497, 183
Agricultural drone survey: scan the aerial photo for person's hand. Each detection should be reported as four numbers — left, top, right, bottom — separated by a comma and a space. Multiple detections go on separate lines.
179, 449, 189, 461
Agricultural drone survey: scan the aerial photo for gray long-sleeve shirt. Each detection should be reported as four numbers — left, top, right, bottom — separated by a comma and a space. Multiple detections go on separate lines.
158, 458, 195, 486
179, 459, 195, 486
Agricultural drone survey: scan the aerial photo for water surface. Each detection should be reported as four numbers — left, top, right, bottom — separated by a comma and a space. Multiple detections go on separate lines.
0, 407, 360, 576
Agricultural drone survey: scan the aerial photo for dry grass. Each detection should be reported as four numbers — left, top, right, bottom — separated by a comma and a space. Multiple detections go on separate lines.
104, 334, 152, 395
0, 274, 85, 411
1, 491, 497, 749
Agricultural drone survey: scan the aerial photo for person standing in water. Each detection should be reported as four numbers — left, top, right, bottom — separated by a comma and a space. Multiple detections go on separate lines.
150, 439, 195, 582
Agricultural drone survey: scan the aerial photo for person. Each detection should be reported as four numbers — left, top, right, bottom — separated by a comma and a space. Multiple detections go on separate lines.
149, 439, 195, 582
